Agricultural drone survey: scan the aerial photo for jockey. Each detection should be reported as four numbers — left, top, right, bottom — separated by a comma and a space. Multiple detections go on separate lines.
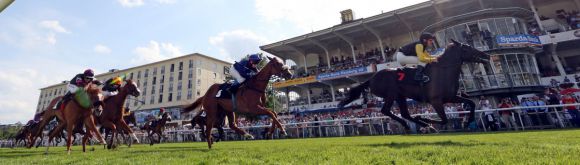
53, 69, 102, 110
102, 76, 123, 99
216, 53, 264, 97
396, 32, 441, 83
25, 113, 42, 127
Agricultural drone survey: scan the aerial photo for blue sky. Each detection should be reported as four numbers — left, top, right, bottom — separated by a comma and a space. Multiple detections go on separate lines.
0, 0, 427, 124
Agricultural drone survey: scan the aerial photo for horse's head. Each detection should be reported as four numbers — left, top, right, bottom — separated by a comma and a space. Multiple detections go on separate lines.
86, 84, 103, 106
123, 79, 141, 97
265, 56, 293, 80
450, 39, 490, 64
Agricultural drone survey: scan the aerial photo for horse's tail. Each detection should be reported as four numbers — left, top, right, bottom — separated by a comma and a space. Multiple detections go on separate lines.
182, 95, 204, 118
338, 80, 370, 109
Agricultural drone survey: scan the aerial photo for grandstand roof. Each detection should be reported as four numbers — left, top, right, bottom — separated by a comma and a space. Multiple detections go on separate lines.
260, 0, 533, 61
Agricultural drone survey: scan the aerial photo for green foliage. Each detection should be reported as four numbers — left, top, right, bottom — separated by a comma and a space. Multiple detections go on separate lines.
2, 130, 580, 164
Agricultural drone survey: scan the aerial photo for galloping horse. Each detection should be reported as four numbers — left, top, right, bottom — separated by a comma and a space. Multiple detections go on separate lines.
101, 109, 138, 148
46, 84, 107, 154
339, 40, 489, 132
190, 110, 226, 142
98, 80, 141, 149
142, 112, 171, 145
182, 56, 293, 149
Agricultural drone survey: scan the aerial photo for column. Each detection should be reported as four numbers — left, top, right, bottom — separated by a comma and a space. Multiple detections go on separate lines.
550, 44, 566, 76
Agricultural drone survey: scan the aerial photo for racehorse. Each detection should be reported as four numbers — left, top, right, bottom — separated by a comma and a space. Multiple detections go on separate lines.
101, 109, 138, 148
98, 80, 141, 149
45, 84, 107, 154
190, 110, 226, 142
339, 39, 489, 132
142, 112, 171, 145
182, 56, 293, 149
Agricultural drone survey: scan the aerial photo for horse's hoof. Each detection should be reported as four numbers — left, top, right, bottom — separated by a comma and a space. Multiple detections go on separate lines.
243, 134, 255, 140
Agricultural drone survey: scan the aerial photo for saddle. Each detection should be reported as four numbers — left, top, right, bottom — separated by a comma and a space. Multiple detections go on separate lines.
394, 68, 423, 86
216, 82, 242, 99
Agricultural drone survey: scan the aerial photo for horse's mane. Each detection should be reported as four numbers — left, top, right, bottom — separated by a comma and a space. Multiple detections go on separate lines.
86, 84, 101, 94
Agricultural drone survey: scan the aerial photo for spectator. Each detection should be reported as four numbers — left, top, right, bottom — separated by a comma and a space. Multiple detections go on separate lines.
480, 96, 498, 131
498, 98, 518, 130
562, 94, 580, 127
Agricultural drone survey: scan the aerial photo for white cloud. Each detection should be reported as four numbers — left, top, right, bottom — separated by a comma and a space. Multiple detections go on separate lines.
255, 0, 429, 32
131, 40, 183, 65
209, 30, 269, 61
117, 0, 176, 7
118, 0, 145, 8
94, 44, 112, 54
39, 20, 70, 33
0, 61, 83, 124
156, 0, 176, 4
46, 32, 57, 45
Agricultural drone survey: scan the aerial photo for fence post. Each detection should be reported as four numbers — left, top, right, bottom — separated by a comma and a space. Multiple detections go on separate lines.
552, 107, 565, 128
380, 118, 385, 135
480, 112, 487, 132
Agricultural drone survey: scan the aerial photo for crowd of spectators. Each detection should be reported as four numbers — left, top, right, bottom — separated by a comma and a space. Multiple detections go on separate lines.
293, 46, 397, 79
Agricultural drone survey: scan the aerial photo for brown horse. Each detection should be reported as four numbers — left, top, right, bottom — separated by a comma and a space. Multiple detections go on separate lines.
101, 109, 138, 148
46, 84, 107, 154
142, 112, 171, 145
190, 110, 226, 142
182, 56, 292, 149
338, 39, 489, 132
29, 97, 87, 148
98, 80, 141, 149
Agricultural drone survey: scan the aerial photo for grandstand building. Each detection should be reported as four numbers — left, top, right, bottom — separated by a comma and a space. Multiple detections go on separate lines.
261, 0, 580, 112
36, 53, 231, 125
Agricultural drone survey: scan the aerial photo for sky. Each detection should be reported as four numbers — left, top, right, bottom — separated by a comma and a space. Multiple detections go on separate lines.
0, 0, 428, 124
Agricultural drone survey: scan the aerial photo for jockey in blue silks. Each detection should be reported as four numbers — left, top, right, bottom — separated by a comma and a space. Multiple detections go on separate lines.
216, 53, 263, 97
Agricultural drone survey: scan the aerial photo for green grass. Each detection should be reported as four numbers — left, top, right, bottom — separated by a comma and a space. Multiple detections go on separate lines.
2, 129, 580, 165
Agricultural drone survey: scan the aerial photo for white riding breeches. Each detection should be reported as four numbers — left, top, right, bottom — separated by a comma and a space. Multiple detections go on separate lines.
395, 52, 426, 66
103, 91, 118, 97
67, 84, 79, 93
229, 65, 246, 83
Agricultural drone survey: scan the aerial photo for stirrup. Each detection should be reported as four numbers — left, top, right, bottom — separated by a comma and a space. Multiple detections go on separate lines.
422, 76, 430, 83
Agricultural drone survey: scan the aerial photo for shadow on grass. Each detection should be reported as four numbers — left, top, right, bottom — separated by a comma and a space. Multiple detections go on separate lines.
365, 140, 484, 149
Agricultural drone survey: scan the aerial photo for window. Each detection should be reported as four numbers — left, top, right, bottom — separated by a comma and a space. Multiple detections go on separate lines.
196, 89, 200, 96
177, 81, 182, 90
179, 62, 183, 71
178, 72, 183, 80
153, 67, 157, 75
177, 91, 182, 101
160, 75, 165, 83
197, 79, 201, 86
188, 69, 193, 79
152, 86, 156, 94
189, 60, 193, 68
213, 73, 217, 79
130, 72, 134, 80
137, 80, 140, 87
160, 85, 164, 93
168, 93, 173, 102
143, 87, 147, 96
143, 81, 147, 87
142, 98, 147, 105
158, 94, 163, 103
144, 69, 149, 78
169, 83, 174, 92
137, 71, 141, 79
170, 73, 174, 82
197, 69, 201, 75
188, 80, 192, 89
152, 77, 156, 85
161, 66, 165, 74
150, 96, 155, 104
170, 64, 175, 72
187, 90, 192, 99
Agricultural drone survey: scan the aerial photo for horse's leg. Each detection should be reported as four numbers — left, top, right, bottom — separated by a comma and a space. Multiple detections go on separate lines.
205, 107, 218, 149
117, 120, 139, 144
85, 115, 107, 145
82, 133, 90, 152
225, 111, 252, 139
65, 119, 75, 154
396, 96, 429, 127
253, 106, 286, 136
380, 97, 411, 131
100, 122, 116, 149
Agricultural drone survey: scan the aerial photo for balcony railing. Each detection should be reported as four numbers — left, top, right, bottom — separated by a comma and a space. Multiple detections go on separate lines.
461, 72, 541, 92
